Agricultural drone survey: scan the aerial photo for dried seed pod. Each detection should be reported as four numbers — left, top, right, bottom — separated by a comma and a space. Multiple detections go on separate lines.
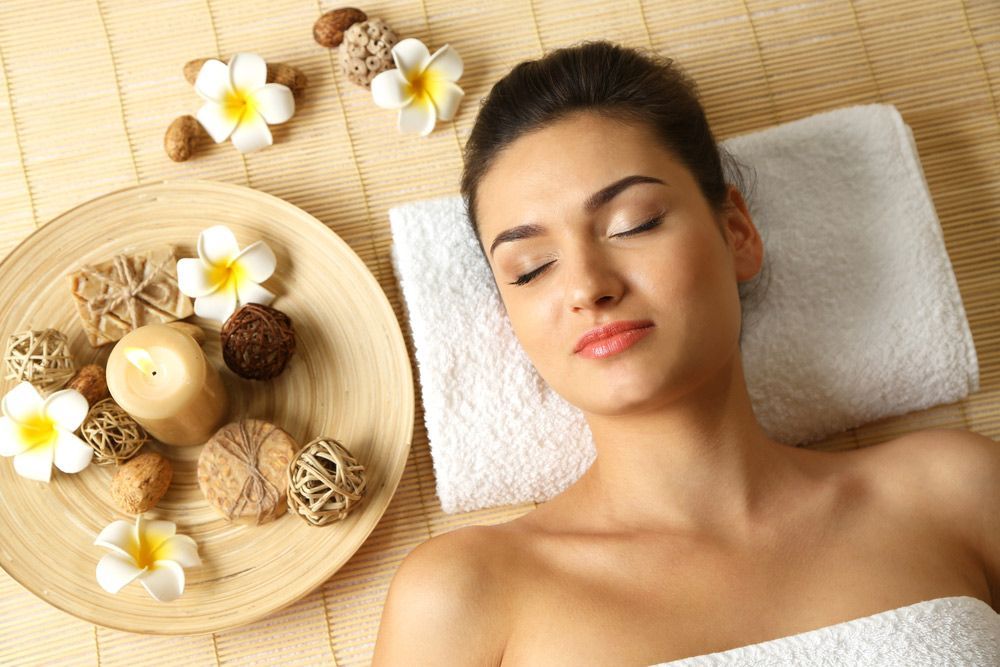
110, 451, 173, 514
66, 364, 109, 406
313, 7, 368, 48
266, 62, 309, 100
164, 115, 206, 162
339, 18, 398, 88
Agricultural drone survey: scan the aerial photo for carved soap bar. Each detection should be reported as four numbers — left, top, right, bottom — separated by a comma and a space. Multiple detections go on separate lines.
67, 245, 194, 347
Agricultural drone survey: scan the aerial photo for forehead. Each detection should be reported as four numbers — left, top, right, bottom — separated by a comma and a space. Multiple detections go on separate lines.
476, 112, 688, 235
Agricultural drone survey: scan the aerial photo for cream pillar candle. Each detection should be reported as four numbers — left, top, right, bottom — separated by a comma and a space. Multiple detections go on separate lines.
105, 324, 229, 446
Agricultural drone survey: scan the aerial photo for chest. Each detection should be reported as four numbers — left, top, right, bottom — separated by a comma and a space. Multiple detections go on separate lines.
498, 501, 986, 666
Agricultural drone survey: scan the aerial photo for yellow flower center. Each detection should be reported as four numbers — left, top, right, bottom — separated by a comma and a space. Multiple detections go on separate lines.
222, 88, 257, 124
406, 69, 447, 109
130, 524, 173, 569
409, 73, 427, 99
16, 412, 57, 450
133, 537, 156, 569
214, 260, 248, 294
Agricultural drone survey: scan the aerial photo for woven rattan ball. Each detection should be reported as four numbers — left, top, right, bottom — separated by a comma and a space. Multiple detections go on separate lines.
287, 437, 367, 526
3, 329, 76, 394
338, 18, 398, 88
220, 303, 296, 380
80, 397, 149, 465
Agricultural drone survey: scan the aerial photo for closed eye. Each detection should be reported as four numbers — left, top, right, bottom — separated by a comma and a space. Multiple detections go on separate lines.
509, 260, 555, 286
507, 213, 666, 286
612, 212, 665, 238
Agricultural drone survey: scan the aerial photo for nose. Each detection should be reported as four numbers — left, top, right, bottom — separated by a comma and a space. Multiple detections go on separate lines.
564, 243, 625, 313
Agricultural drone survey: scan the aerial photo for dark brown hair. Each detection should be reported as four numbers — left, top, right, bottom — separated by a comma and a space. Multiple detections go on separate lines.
459, 40, 769, 341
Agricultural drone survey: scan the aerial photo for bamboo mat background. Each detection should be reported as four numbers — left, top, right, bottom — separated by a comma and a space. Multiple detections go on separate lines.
0, 0, 997, 664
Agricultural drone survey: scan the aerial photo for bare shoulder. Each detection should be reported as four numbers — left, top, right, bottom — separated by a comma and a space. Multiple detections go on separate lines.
861, 427, 999, 504
372, 525, 510, 666
857, 427, 999, 604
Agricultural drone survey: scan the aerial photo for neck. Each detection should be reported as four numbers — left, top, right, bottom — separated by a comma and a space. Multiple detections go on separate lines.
568, 352, 804, 541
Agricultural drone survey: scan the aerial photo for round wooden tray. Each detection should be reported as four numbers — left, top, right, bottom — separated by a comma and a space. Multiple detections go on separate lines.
0, 180, 414, 635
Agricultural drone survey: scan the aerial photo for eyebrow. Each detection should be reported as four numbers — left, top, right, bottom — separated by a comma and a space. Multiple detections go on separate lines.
488, 174, 667, 257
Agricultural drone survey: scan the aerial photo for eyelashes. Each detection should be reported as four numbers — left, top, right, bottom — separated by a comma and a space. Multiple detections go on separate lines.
507, 213, 666, 286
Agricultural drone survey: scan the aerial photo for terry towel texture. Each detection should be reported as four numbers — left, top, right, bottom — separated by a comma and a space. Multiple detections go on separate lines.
388, 103, 980, 514
648, 596, 1000, 666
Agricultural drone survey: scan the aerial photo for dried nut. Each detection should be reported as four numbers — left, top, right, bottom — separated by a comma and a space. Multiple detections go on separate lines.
267, 62, 309, 99
313, 7, 368, 48
66, 364, 109, 407
164, 115, 206, 162
166, 320, 206, 345
110, 451, 173, 514
182, 57, 308, 99
183, 58, 210, 85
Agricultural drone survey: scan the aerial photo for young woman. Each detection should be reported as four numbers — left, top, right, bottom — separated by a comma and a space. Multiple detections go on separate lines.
373, 40, 998, 665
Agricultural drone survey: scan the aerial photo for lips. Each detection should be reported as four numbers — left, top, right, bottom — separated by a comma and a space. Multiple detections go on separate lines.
573, 320, 654, 355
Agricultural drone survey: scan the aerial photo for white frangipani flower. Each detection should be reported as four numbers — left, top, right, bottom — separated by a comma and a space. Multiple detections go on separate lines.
194, 52, 295, 153
176, 224, 277, 323
94, 514, 201, 603
0, 381, 92, 482
371, 38, 464, 136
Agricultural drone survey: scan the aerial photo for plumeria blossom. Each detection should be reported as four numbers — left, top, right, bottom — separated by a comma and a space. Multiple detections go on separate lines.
371, 38, 465, 136
0, 381, 92, 482
194, 52, 295, 153
176, 224, 277, 323
95, 514, 201, 602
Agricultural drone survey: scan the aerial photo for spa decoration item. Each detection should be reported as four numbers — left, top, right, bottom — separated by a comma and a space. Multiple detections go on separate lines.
67, 245, 194, 347
220, 303, 296, 380
110, 451, 173, 514
0, 381, 92, 482
3, 328, 76, 394
371, 37, 464, 136
166, 59, 307, 162
163, 115, 208, 163
197, 419, 298, 525
105, 323, 229, 447
176, 224, 277, 323
313, 7, 368, 48
313, 8, 399, 89
193, 52, 296, 154
80, 397, 148, 466
66, 364, 110, 407
94, 514, 200, 602
286, 436, 367, 526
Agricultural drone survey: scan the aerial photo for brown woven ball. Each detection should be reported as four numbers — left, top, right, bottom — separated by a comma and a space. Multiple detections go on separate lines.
3, 328, 76, 394
80, 397, 149, 465
220, 303, 296, 380
286, 437, 367, 526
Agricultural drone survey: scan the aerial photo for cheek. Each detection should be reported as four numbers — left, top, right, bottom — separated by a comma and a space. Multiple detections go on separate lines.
629, 236, 707, 308
505, 291, 558, 352
502, 289, 569, 385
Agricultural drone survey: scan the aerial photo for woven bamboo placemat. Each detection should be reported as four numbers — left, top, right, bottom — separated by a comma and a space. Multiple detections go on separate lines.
0, 0, 997, 664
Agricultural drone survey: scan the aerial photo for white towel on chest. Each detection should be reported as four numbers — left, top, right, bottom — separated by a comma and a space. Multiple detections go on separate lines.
648, 596, 1000, 666
388, 103, 980, 514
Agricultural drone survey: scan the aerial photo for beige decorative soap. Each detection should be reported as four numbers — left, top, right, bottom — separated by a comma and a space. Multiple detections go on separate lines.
197, 419, 298, 525
67, 245, 194, 347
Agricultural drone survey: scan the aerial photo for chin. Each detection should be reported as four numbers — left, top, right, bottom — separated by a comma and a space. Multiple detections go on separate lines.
564, 371, 670, 417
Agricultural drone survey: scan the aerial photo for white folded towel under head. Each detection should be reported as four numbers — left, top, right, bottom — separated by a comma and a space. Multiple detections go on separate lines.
388, 103, 979, 515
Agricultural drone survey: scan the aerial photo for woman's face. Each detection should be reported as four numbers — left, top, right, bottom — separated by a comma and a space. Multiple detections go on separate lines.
475, 111, 763, 416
